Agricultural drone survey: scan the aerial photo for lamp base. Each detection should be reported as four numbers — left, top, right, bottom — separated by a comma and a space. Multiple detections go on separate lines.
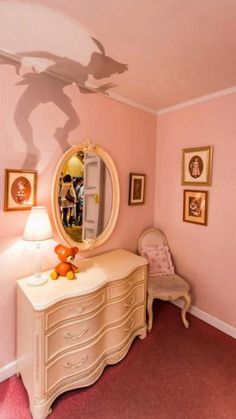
27, 275, 48, 287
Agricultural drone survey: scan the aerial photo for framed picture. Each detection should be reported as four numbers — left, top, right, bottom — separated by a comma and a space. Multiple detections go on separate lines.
183, 190, 208, 225
4, 169, 37, 211
182, 146, 213, 186
128, 173, 146, 205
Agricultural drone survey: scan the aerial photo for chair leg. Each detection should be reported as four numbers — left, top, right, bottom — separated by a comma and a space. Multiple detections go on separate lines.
181, 292, 191, 328
147, 295, 154, 332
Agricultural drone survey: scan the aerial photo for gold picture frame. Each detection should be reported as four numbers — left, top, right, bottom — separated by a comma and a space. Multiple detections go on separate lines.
128, 173, 146, 205
182, 146, 213, 186
183, 190, 208, 225
4, 169, 37, 211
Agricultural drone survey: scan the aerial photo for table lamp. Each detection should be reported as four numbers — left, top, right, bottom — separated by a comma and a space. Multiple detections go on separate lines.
23, 206, 53, 286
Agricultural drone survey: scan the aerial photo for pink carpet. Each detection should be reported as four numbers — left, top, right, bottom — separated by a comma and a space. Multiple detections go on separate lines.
1, 302, 235, 419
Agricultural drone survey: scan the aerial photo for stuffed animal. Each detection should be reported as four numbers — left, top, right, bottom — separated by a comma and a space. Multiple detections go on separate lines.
50, 244, 79, 280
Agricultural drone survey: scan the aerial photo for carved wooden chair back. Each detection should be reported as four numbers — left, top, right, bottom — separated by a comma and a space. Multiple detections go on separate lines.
138, 227, 191, 332
138, 227, 168, 255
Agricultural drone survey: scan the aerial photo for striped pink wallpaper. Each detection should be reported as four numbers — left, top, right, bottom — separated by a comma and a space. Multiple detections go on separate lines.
0, 58, 157, 369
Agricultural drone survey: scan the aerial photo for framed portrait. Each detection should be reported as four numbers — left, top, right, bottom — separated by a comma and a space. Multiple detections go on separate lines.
183, 190, 208, 225
4, 169, 37, 211
128, 173, 146, 205
182, 146, 213, 186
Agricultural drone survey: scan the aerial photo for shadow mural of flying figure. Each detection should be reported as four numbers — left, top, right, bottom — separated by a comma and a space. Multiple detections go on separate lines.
8, 38, 128, 169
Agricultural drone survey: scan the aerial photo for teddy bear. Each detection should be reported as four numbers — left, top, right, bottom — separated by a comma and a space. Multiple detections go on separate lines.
50, 244, 79, 280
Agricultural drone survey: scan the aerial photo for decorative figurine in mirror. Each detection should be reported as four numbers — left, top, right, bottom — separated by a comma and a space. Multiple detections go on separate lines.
52, 140, 120, 251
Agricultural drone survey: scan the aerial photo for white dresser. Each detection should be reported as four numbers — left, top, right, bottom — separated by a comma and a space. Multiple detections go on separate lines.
17, 249, 148, 419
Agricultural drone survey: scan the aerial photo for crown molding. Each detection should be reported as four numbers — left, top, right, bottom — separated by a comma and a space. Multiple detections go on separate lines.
108, 91, 157, 114
157, 86, 236, 115
0, 48, 156, 115
1, 48, 236, 117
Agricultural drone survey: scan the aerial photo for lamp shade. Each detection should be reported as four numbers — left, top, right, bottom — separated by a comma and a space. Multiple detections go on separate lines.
23, 206, 53, 241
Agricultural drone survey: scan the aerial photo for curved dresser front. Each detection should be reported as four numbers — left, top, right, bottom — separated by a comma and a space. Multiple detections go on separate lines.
17, 249, 148, 419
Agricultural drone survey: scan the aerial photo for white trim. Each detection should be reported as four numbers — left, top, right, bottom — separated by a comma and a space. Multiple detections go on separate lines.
0, 360, 17, 383
1, 48, 236, 116
108, 92, 157, 115
157, 86, 236, 115
172, 300, 236, 339
0, 302, 235, 383
0, 48, 156, 115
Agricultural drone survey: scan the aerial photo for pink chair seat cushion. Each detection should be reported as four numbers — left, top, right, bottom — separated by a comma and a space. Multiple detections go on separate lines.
141, 244, 175, 275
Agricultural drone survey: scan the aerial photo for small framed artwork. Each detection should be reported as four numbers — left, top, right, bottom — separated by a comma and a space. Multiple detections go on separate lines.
128, 173, 146, 205
4, 169, 37, 211
183, 190, 208, 225
182, 146, 213, 186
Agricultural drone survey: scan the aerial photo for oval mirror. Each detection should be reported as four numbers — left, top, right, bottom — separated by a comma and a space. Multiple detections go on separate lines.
52, 141, 120, 251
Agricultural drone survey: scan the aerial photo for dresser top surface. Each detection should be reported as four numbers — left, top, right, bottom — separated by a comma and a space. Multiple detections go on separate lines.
17, 248, 147, 310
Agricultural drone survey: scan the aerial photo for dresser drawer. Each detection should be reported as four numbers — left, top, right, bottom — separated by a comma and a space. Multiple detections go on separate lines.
45, 289, 106, 330
45, 305, 145, 392
107, 267, 146, 300
45, 284, 145, 362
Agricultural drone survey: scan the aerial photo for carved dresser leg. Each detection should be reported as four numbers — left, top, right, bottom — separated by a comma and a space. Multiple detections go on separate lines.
181, 292, 191, 328
138, 327, 147, 340
30, 402, 52, 419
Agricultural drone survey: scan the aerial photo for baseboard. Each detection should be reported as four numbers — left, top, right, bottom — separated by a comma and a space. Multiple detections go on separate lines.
172, 300, 236, 339
0, 304, 235, 384
0, 360, 17, 383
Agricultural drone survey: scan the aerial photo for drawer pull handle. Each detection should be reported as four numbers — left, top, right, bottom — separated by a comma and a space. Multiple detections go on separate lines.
124, 296, 134, 308
64, 327, 88, 340
125, 318, 134, 332
64, 355, 88, 370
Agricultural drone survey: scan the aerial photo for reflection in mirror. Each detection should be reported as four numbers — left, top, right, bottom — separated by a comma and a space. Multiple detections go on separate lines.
52, 142, 119, 251
59, 151, 112, 243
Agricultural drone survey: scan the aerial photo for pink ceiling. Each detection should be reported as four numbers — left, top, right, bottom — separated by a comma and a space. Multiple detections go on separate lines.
1, 0, 236, 112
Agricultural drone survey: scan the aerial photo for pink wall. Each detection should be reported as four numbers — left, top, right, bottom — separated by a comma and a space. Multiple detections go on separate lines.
0, 59, 156, 368
155, 93, 236, 328
2, 54, 235, 373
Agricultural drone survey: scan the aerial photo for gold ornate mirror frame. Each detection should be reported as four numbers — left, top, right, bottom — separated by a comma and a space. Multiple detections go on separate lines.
51, 140, 120, 251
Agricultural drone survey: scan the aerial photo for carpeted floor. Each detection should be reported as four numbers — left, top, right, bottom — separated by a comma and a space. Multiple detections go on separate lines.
1, 301, 235, 419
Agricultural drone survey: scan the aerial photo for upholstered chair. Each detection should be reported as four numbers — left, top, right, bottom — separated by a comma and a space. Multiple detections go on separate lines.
138, 228, 191, 332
